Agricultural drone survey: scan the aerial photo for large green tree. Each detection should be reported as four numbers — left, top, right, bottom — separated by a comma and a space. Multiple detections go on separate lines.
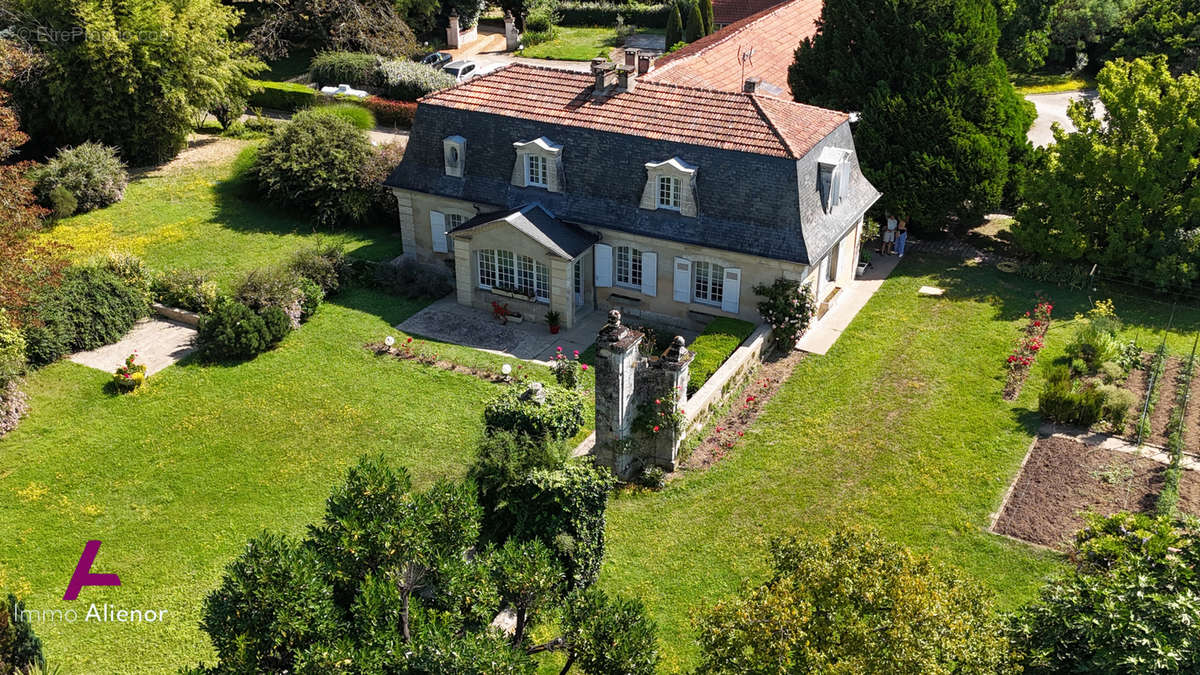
1046, 0, 1139, 67
696, 529, 1015, 673
999, 0, 1060, 70
1013, 56, 1200, 289
788, 0, 1035, 232
1110, 0, 1200, 74
7, 0, 263, 165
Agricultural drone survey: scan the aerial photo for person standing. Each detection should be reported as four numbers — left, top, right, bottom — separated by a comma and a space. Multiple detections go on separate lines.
882, 214, 897, 255
896, 217, 908, 258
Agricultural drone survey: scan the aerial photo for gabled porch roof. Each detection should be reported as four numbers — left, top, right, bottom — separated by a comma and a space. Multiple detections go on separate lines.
449, 203, 599, 260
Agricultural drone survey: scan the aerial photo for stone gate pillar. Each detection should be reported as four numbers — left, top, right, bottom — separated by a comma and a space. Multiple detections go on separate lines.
504, 11, 521, 51
447, 10, 462, 49
593, 310, 643, 476
654, 336, 692, 470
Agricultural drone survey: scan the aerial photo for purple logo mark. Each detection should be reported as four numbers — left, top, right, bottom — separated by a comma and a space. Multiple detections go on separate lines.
64, 540, 121, 601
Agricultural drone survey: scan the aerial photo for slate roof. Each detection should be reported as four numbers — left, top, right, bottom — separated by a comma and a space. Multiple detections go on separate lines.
451, 204, 599, 259
417, 63, 846, 159
647, 0, 822, 95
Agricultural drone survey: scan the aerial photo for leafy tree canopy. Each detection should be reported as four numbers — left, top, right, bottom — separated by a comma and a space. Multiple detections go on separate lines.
1013, 56, 1200, 289
6, 0, 264, 165
788, 0, 1035, 231
696, 529, 1016, 674
1110, 0, 1200, 74
247, 0, 419, 59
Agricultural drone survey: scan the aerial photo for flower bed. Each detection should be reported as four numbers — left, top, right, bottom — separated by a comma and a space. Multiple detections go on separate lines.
112, 353, 147, 392
367, 336, 521, 384
1003, 299, 1052, 400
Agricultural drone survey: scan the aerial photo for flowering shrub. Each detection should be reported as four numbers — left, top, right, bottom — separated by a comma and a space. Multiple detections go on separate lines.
753, 277, 816, 348
113, 353, 146, 391
362, 96, 417, 128
634, 387, 685, 437
0, 380, 29, 438
552, 347, 586, 389
1003, 299, 1052, 400
375, 60, 456, 101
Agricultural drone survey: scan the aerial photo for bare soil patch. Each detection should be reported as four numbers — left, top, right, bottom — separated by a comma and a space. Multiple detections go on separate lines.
994, 435, 1200, 550
1147, 357, 1184, 447
1119, 352, 1152, 441
680, 348, 805, 471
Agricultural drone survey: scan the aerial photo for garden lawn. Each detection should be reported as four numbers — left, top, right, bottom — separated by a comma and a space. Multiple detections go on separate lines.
519, 27, 631, 61
38, 138, 405, 289
1011, 72, 1096, 95
592, 255, 1200, 672
0, 288, 582, 674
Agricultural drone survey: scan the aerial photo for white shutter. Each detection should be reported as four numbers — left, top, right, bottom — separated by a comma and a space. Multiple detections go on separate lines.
721, 267, 741, 314
430, 211, 447, 253
641, 251, 657, 297
594, 244, 613, 288
673, 257, 691, 303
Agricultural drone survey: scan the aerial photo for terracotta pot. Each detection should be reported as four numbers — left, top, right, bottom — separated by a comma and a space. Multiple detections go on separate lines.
550, 325, 560, 334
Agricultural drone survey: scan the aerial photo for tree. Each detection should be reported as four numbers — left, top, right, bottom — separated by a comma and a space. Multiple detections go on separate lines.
467, 430, 568, 540
696, 529, 1015, 673
1012, 57, 1200, 289
665, 4, 684, 50
684, 1, 704, 42
492, 539, 563, 647
1110, 0, 1200, 74
247, 0, 419, 59
788, 0, 1035, 232
8, 0, 265, 165
999, 0, 1059, 70
0, 593, 44, 674
554, 587, 659, 675
251, 109, 377, 227
1046, 0, 1139, 67
699, 0, 714, 35
1013, 512, 1200, 673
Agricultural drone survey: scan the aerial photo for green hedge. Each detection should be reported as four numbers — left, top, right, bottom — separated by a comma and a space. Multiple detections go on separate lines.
248, 80, 319, 112
557, 2, 672, 28
484, 383, 587, 441
309, 51, 378, 87
687, 317, 756, 395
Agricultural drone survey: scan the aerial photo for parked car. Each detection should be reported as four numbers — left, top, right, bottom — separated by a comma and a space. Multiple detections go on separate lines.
443, 60, 482, 82
319, 83, 369, 98
420, 52, 453, 69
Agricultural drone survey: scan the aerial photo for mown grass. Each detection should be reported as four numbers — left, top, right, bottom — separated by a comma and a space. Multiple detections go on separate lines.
38, 139, 405, 289
0, 288, 587, 674
1012, 71, 1096, 95
519, 27, 663, 61
588, 255, 1199, 672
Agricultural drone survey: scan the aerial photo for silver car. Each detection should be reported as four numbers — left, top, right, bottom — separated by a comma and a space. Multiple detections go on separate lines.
443, 60, 481, 82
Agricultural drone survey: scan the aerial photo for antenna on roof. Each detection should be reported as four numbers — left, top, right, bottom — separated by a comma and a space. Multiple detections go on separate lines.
737, 46, 755, 85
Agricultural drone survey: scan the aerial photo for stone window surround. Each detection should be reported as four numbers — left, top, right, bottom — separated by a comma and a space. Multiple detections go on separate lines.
443, 135, 466, 178
511, 137, 563, 192
640, 157, 697, 217
817, 146, 852, 213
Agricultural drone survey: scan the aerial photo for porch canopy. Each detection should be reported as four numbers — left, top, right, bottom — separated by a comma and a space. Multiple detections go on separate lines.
449, 203, 598, 261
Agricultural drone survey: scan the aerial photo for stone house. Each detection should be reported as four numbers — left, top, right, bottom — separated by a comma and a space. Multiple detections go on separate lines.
384, 61, 880, 331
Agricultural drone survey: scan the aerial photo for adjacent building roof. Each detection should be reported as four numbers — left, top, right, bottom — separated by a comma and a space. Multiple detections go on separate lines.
647, 0, 822, 95
417, 63, 846, 160
450, 204, 599, 259
713, 0, 789, 25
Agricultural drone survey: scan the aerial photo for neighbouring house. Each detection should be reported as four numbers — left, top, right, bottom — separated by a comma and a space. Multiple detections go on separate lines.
384, 61, 879, 331
648, 0, 822, 95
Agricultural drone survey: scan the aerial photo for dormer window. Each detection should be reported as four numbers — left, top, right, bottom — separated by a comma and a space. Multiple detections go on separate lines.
657, 175, 681, 210
526, 154, 548, 187
641, 157, 697, 217
443, 135, 466, 177
512, 137, 563, 191
817, 146, 852, 213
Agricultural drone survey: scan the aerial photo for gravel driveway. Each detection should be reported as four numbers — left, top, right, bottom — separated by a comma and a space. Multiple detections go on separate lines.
1025, 90, 1105, 147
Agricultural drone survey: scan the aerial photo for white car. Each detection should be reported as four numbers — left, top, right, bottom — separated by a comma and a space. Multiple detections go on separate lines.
319, 83, 369, 98
443, 61, 484, 83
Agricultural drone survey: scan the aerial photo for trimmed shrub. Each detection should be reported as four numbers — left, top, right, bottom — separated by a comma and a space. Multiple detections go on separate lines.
235, 268, 304, 328
1039, 367, 1106, 427
95, 251, 152, 302
0, 310, 26, 387
362, 96, 417, 128
1099, 360, 1124, 384
375, 60, 456, 101
0, 593, 45, 672
501, 462, 617, 588
468, 430, 569, 538
557, 2, 672, 28
247, 80, 319, 112
373, 258, 454, 299
260, 306, 292, 344
1098, 384, 1137, 430
24, 266, 147, 366
252, 109, 376, 226
48, 184, 77, 219
297, 277, 324, 320
195, 301, 276, 361
525, 11, 556, 32
287, 245, 346, 295
687, 317, 756, 395
484, 382, 587, 441
33, 142, 129, 213
309, 103, 376, 130
309, 51, 379, 87
1065, 322, 1121, 372
152, 269, 221, 314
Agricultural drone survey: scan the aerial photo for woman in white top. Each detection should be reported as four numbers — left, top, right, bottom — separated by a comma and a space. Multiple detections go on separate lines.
882, 215, 898, 255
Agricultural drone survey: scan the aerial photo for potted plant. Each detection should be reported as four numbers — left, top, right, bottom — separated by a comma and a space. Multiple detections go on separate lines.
113, 353, 147, 392
546, 310, 562, 334
857, 247, 871, 277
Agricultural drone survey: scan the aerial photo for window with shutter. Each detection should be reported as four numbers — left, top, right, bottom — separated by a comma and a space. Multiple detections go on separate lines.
672, 257, 691, 303
594, 244, 613, 288
641, 251, 657, 297
615, 245, 642, 289
721, 267, 741, 314
430, 211, 447, 253
693, 261, 725, 306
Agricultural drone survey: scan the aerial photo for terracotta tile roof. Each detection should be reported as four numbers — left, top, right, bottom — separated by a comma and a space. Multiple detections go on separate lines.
647, 0, 822, 95
418, 63, 847, 159
713, 0, 790, 26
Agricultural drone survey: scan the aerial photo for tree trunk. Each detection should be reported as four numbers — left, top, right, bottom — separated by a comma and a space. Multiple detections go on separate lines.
512, 607, 527, 646
401, 587, 412, 643
559, 653, 576, 675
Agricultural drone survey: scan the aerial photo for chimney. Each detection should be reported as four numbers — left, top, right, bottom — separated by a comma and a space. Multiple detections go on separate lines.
743, 76, 760, 94
616, 64, 635, 93
624, 48, 639, 68
637, 53, 652, 75
591, 59, 616, 94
